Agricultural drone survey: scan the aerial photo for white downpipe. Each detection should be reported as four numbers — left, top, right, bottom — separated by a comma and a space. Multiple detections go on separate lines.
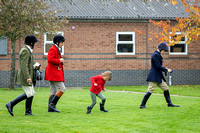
169, 76, 172, 86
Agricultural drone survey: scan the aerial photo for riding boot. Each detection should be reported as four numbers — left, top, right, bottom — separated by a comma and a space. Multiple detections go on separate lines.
48, 90, 63, 112
48, 96, 61, 112
164, 90, 180, 107
140, 91, 152, 109
48, 95, 54, 111
5, 93, 27, 116
87, 106, 92, 114
99, 103, 108, 112
49, 95, 54, 104
25, 96, 34, 115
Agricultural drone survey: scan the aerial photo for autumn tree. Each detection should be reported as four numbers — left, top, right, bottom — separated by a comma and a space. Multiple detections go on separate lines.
113, 0, 199, 45
148, 0, 200, 46
0, 0, 68, 90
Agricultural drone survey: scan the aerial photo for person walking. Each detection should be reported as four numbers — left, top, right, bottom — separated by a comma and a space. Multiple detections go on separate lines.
6, 35, 39, 116
45, 35, 66, 113
140, 42, 180, 109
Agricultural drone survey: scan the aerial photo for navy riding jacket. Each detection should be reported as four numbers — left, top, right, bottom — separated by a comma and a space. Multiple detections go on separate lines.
146, 50, 168, 83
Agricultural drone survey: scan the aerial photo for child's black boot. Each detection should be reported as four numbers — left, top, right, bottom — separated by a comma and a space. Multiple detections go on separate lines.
87, 106, 92, 114
100, 103, 108, 112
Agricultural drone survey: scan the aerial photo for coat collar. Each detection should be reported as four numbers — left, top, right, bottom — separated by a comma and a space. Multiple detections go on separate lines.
53, 44, 61, 54
156, 50, 160, 54
26, 45, 33, 53
53, 44, 61, 50
155, 50, 163, 59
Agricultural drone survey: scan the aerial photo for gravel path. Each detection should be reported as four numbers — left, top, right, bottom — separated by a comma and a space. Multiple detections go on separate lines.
66, 87, 200, 98
107, 90, 200, 98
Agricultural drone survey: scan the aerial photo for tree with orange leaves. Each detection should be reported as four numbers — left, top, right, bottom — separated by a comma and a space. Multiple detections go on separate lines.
148, 0, 199, 46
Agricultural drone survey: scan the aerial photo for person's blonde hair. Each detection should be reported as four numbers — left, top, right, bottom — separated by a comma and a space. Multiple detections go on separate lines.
102, 71, 112, 81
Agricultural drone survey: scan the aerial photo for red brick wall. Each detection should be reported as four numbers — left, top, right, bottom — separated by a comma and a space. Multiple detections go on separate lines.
1, 22, 200, 71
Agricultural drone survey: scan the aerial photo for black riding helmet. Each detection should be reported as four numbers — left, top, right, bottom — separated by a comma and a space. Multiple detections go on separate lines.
25, 35, 39, 49
158, 42, 169, 52
53, 35, 65, 46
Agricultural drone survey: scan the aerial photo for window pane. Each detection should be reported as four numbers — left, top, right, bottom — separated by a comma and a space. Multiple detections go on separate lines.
45, 43, 53, 53
46, 32, 63, 41
170, 44, 185, 52
171, 35, 185, 41
0, 36, 7, 55
46, 33, 55, 41
181, 37, 185, 41
117, 44, 133, 53
119, 34, 132, 41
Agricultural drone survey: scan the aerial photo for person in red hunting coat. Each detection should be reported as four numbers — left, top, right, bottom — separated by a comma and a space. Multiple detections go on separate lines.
45, 35, 66, 113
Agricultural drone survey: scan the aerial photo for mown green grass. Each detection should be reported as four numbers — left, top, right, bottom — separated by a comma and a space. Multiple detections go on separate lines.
0, 85, 200, 133
83, 85, 200, 97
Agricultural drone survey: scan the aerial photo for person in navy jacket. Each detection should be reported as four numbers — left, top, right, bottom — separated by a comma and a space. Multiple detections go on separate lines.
140, 42, 180, 109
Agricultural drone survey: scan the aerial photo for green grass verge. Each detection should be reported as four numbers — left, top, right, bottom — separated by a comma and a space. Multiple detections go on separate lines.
0, 86, 200, 133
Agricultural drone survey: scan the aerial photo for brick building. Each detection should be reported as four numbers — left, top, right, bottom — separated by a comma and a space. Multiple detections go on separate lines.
0, 0, 199, 88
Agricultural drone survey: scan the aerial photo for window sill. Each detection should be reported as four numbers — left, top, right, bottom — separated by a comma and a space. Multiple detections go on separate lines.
43, 55, 47, 59
115, 55, 137, 58
43, 55, 67, 59
168, 55, 189, 58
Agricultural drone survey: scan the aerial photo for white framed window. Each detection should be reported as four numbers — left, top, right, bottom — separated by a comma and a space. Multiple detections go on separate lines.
169, 32, 187, 55
116, 32, 135, 55
44, 31, 64, 55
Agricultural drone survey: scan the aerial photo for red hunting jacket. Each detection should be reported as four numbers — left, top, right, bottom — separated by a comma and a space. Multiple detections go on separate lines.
90, 75, 106, 94
45, 45, 65, 82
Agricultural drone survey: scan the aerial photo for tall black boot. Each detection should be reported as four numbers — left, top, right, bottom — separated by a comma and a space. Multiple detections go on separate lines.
5, 93, 27, 116
100, 103, 108, 112
48, 95, 54, 112
164, 90, 180, 107
25, 96, 33, 115
48, 95, 61, 112
140, 91, 152, 109
87, 106, 92, 114
49, 95, 54, 104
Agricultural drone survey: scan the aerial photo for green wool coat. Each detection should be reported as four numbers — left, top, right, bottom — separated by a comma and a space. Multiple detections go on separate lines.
16, 46, 36, 86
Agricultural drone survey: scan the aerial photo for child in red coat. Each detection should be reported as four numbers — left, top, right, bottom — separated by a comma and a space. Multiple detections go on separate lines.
87, 71, 112, 114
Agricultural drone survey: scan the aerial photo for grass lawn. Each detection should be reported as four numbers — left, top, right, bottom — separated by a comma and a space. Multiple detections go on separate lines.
0, 85, 200, 133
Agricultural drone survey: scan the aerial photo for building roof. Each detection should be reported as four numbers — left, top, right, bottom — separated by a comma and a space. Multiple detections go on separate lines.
47, 0, 189, 20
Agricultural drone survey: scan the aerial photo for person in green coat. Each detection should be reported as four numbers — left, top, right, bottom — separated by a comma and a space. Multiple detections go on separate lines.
6, 35, 39, 116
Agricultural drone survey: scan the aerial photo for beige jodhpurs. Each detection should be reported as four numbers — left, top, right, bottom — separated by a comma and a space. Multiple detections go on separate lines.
49, 81, 67, 95
147, 79, 169, 93
22, 85, 35, 98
